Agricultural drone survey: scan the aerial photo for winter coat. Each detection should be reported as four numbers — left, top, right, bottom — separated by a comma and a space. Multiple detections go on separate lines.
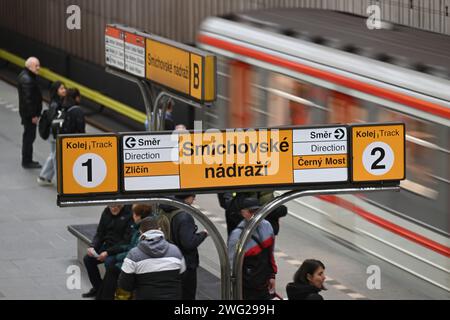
286, 282, 324, 300
17, 68, 42, 123
118, 230, 186, 300
90, 205, 133, 256
169, 209, 208, 270
62, 103, 86, 134
228, 219, 277, 290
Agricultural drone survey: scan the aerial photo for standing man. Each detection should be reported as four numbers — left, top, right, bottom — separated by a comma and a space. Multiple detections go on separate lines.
164, 194, 208, 299
17, 57, 43, 169
228, 197, 277, 300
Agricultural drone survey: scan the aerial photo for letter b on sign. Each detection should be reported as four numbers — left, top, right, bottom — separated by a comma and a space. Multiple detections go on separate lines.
190, 54, 202, 100
193, 63, 200, 89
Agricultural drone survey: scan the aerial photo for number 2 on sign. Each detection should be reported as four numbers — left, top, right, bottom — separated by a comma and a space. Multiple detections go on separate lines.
362, 142, 394, 176
370, 147, 386, 170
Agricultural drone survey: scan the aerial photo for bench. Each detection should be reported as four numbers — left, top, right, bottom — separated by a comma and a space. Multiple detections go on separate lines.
67, 224, 105, 275
67, 224, 221, 299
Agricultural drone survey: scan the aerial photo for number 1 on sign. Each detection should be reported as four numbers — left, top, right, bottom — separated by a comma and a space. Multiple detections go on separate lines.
73, 153, 107, 188
82, 159, 93, 182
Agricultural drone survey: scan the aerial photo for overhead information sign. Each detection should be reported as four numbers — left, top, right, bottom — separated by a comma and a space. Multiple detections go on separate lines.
57, 123, 405, 201
351, 123, 405, 182
105, 26, 125, 70
57, 135, 119, 195
292, 127, 347, 183
124, 32, 146, 77
145, 35, 216, 102
105, 24, 216, 103
121, 125, 348, 193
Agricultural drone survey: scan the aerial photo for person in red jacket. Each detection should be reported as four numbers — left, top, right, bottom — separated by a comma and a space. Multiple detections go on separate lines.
227, 197, 277, 300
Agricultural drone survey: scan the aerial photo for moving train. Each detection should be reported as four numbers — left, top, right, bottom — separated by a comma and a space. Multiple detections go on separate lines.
196, 9, 450, 290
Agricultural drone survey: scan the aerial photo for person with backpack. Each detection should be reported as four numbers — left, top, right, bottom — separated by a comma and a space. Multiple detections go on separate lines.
54, 88, 85, 135
161, 194, 208, 300
220, 191, 288, 236
227, 197, 277, 300
37, 81, 66, 186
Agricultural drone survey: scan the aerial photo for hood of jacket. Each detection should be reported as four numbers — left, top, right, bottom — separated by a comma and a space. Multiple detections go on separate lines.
137, 230, 169, 258
286, 282, 322, 299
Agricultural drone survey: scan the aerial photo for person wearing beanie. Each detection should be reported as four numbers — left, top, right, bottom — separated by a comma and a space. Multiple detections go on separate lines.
118, 216, 186, 300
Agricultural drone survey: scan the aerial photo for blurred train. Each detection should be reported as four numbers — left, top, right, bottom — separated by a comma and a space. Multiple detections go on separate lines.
197, 9, 450, 290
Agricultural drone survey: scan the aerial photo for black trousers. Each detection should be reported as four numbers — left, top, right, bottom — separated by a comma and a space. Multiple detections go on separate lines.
22, 120, 36, 164
96, 265, 121, 300
243, 287, 271, 300
83, 254, 116, 291
181, 267, 197, 300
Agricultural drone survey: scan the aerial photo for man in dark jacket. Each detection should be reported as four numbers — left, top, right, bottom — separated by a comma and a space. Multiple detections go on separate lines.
166, 194, 208, 300
17, 57, 43, 169
82, 204, 132, 298
228, 197, 277, 300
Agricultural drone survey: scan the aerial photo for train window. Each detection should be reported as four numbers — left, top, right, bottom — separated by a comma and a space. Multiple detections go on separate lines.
378, 110, 438, 199
327, 91, 368, 124
228, 60, 253, 128
262, 73, 311, 126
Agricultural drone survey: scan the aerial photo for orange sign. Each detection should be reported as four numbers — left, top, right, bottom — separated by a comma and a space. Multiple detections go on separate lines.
178, 130, 294, 189
121, 126, 349, 192
58, 135, 118, 195
351, 123, 405, 182
145, 35, 216, 102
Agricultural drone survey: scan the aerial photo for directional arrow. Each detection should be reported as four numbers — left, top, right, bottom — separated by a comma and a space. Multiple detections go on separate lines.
125, 137, 136, 149
334, 128, 345, 140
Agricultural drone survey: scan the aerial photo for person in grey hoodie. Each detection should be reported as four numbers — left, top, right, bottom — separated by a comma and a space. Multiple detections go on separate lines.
118, 216, 186, 300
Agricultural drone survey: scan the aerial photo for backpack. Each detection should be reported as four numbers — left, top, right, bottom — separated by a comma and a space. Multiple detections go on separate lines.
158, 209, 183, 243
237, 226, 273, 289
38, 109, 52, 140
51, 105, 78, 135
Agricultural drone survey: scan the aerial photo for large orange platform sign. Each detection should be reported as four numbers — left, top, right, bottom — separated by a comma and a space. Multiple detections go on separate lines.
57, 135, 119, 195
351, 123, 405, 182
121, 125, 349, 192
57, 123, 404, 201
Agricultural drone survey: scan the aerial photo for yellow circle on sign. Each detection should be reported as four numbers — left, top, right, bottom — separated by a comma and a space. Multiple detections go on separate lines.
58, 135, 118, 195
351, 124, 405, 182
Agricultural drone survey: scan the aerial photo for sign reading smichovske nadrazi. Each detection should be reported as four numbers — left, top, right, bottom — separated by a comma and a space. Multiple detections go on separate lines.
57, 123, 405, 201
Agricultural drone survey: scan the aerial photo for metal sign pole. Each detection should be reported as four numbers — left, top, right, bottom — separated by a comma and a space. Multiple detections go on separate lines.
59, 196, 232, 300
105, 67, 153, 129
151, 90, 206, 131
231, 185, 400, 300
